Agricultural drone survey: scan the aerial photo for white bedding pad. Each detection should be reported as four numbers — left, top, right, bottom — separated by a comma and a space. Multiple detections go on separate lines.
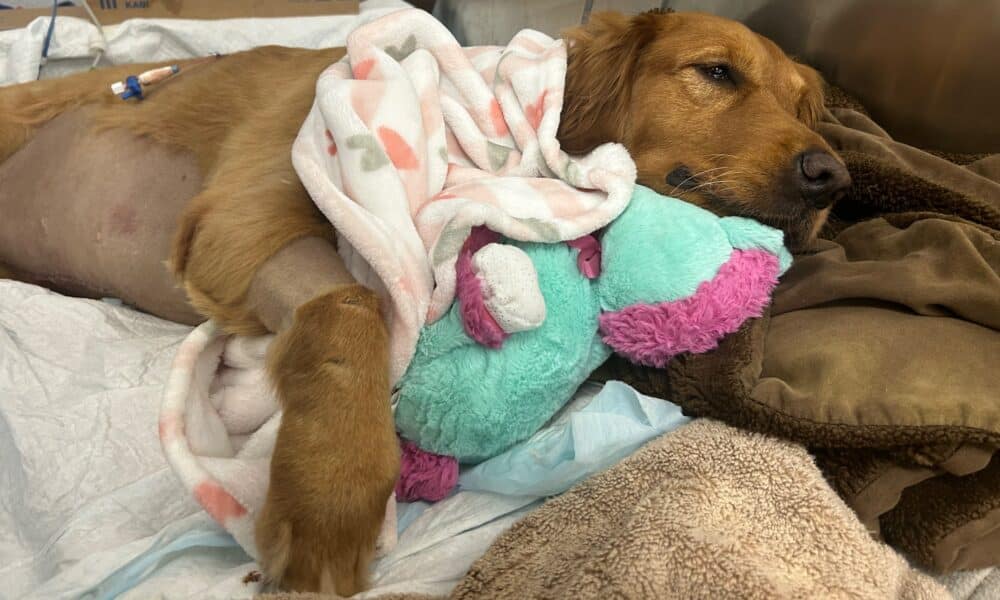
0, 281, 579, 599
0, 281, 198, 598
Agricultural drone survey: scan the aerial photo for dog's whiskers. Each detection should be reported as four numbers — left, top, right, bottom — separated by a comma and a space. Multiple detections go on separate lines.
668, 166, 731, 196
702, 161, 769, 180
680, 179, 739, 196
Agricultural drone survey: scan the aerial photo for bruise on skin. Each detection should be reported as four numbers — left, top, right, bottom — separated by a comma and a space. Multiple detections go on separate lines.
108, 204, 139, 236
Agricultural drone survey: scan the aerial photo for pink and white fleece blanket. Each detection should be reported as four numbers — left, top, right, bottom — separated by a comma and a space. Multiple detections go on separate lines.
292, 7, 636, 383
160, 8, 635, 563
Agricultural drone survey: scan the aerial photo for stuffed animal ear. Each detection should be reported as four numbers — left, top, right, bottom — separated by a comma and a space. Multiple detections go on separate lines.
567, 234, 602, 278
455, 227, 507, 348
469, 243, 546, 333
599, 249, 781, 368
455, 227, 546, 348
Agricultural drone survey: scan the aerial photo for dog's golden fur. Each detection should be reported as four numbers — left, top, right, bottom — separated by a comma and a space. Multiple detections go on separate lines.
0, 11, 845, 595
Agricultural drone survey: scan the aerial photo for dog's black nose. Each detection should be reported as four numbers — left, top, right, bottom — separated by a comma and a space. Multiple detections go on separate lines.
795, 149, 851, 209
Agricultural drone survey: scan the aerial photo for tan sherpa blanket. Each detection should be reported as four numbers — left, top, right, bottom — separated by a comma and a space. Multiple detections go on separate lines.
448, 420, 946, 600
263, 420, 947, 600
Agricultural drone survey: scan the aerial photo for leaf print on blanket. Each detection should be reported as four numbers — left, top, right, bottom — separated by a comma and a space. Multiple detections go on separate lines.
489, 99, 509, 137
347, 134, 390, 171
525, 91, 547, 131
194, 481, 248, 523
353, 58, 375, 80
325, 130, 338, 156
378, 127, 419, 170
488, 141, 512, 172
563, 161, 583, 186
385, 34, 418, 61
519, 218, 562, 240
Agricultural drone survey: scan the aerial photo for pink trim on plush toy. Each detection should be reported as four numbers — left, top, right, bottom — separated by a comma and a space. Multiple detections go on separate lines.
567, 234, 602, 279
599, 249, 780, 368
456, 226, 508, 348
396, 438, 460, 502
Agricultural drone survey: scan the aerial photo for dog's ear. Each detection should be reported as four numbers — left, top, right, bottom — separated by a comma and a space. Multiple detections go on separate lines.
559, 11, 666, 154
792, 62, 826, 129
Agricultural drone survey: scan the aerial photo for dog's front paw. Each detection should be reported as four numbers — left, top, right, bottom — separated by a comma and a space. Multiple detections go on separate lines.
254, 454, 396, 595
256, 285, 399, 594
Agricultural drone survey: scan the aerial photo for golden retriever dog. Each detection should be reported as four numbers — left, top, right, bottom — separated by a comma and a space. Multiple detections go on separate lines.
0, 9, 849, 594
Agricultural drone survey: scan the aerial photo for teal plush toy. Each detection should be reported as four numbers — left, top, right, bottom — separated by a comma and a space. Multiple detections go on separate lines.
394, 185, 792, 490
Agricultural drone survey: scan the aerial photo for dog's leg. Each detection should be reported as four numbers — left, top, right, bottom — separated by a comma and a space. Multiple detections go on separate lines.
172, 161, 398, 595
254, 251, 398, 594
249, 238, 398, 594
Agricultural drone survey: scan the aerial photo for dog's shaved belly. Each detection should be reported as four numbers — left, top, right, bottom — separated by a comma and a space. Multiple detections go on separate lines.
0, 108, 203, 324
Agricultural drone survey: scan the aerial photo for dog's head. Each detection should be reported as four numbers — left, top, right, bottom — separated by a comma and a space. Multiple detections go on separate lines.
560, 10, 850, 251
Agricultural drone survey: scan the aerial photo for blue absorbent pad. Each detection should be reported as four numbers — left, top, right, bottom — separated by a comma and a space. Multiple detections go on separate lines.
458, 380, 691, 498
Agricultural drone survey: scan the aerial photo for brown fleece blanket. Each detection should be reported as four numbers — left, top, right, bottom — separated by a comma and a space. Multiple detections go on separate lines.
596, 101, 1000, 573
261, 421, 948, 600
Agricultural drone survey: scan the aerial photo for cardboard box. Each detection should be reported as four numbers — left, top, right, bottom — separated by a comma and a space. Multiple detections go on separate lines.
0, 0, 360, 31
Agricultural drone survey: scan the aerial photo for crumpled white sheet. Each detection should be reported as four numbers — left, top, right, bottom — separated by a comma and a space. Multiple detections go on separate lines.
0, 0, 411, 86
